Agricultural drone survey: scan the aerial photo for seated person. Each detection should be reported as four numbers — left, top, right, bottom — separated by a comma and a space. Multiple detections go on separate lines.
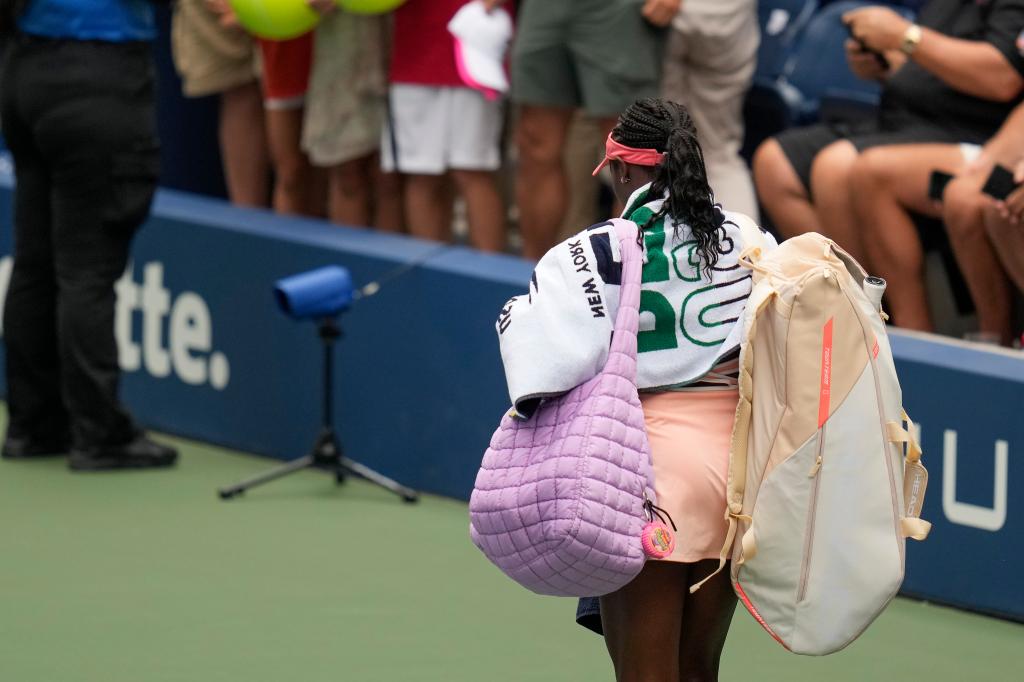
941, 103, 1024, 344
753, 0, 1024, 274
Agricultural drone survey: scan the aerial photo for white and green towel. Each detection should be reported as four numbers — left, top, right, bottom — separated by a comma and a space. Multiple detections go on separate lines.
497, 183, 776, 416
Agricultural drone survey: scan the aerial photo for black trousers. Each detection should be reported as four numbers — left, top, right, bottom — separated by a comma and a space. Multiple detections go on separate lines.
1, 36, 159, 450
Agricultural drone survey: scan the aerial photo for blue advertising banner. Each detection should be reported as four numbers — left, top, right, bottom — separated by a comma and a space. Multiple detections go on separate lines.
0, 169, 1020, 621
892, 333, 1022, 621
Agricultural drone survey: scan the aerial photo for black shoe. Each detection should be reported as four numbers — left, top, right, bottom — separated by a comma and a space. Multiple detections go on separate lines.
68, 435, 178, 472
1, 436, 71, 459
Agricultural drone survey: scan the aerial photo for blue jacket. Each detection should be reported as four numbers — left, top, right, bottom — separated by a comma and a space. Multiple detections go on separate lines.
19, 0, 154, 41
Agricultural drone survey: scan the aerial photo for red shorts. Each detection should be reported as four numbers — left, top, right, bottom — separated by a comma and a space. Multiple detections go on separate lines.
258, 33, 314, 110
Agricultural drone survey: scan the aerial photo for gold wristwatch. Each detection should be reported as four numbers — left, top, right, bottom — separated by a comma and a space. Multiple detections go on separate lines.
900, 24, 922, 56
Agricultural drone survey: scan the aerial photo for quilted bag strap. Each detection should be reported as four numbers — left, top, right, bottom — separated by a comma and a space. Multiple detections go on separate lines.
605, 219, 643, 380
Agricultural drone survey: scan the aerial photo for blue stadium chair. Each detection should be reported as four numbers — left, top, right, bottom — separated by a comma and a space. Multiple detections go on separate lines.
742, 0, 915, 157
741, 0, 817, 157
814, 1, 917, 122
755, 0, 819, 81
781, 1, 898, 121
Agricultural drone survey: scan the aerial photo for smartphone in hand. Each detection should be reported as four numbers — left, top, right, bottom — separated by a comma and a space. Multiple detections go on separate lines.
981, 165, 1020, 201
845, 22, 890, 70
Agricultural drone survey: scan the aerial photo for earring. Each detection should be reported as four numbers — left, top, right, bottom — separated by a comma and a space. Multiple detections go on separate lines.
619, 176, 629, 184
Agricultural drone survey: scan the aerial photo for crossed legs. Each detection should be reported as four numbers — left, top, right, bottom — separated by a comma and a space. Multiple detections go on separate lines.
753, 139, 864, 262
851, 144, 968, 332
757, 137, 990, 333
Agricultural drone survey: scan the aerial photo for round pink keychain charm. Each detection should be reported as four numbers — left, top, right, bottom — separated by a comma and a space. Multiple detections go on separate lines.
641, 521, 675, 559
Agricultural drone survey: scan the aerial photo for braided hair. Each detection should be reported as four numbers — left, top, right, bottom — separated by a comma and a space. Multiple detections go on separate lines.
612, 98, 722, 275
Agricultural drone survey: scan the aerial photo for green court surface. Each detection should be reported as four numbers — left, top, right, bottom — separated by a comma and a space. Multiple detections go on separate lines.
1, 432, 1020, 682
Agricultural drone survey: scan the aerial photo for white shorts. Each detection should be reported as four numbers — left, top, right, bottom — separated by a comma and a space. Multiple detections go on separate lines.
381, 84, 503, 174
959, 143, 982, 164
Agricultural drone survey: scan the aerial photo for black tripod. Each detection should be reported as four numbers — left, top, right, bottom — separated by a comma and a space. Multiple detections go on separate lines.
218, 318, 419, 503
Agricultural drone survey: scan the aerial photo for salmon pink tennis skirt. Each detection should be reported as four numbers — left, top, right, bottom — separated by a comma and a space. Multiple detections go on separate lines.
640, 389, 739, 563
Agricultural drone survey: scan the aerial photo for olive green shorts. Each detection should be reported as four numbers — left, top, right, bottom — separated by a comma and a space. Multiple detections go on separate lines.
302, 12, 389, 167
511, 0, 667, 118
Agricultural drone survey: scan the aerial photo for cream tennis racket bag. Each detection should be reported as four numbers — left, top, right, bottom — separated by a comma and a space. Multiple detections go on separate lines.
701, 227, 931, 655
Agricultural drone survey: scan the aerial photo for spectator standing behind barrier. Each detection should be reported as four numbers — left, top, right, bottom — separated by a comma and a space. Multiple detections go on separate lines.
258, 32, 319, 216
303, 2, 397, 229
379, 0, 505, 248
206, 0, 320, 216
942, 101, 1024, 344
500, 0, 680, 260
171, 0, 271, 208
753, 0, 1024, 270
661, 0, 760, 220
0, 0, 177, 469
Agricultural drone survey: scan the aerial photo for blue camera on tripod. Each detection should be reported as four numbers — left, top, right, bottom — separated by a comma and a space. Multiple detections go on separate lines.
217, 264, 417, 503
273, 265, 354, 319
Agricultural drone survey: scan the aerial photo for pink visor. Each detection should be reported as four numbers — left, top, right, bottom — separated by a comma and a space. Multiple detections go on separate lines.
592, 134, 667, 176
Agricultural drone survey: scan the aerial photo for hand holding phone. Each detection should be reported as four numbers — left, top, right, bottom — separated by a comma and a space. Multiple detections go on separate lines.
845, 22, 890, 70
990, 161, 1024, 224
981, 165, 1020, 202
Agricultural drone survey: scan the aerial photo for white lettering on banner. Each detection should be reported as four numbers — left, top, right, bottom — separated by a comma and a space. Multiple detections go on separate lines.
0, 257, 227, 390
0, 256, 11, 334
169, 293, 212, 385
941, 429, 1008, 532
142, 262, 172, 378
115, 262, 230, 390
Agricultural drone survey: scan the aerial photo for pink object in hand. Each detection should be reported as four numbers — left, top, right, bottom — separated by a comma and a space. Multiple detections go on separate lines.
469, 219, 657, 597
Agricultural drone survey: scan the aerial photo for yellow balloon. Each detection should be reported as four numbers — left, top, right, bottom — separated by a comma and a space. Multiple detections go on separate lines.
228, 0, 320, 40
335, 0, 407, 14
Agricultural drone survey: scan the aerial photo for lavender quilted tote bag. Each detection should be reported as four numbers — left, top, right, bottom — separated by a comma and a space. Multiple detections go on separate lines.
469, 218, 660, 597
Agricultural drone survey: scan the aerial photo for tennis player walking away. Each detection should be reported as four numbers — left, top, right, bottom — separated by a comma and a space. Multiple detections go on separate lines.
496, 98, 775, 681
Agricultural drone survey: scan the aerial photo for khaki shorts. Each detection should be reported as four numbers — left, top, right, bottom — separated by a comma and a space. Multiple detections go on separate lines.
511, 0, 666, 118
171, 0, 259, 98
302, 13, 388, 167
